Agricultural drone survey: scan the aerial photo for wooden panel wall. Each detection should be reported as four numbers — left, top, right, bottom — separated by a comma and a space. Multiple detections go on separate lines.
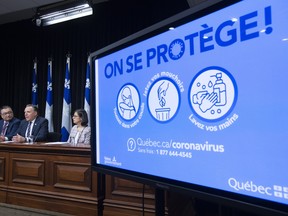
0, 151, 8, 203
104, 175, 161, 216
0, 144, 103, 216
0, 143, 166, 216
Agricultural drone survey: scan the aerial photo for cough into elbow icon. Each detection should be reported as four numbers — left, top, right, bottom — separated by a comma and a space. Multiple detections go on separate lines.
117, 84, 140, 121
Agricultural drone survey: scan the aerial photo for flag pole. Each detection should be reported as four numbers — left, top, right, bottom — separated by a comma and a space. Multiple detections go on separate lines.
84, 53, 91, 126
61, 54, 72, 142
32, 57, 38, 106
45, 58, 54, 132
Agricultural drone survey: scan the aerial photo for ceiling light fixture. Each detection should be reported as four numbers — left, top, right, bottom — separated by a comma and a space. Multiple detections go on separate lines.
35, 0, 93, 26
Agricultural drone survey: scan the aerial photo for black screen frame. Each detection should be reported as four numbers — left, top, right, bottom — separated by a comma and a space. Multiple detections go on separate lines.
90, 1, 288, 215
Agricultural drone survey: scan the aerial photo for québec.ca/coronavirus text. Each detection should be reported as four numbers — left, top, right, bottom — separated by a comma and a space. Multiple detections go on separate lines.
137, 138, 224, 153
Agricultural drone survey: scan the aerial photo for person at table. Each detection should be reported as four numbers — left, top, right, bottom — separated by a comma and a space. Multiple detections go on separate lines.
67, 109, 91, 145
0, 105, 20, 141
12, 104, 48, 142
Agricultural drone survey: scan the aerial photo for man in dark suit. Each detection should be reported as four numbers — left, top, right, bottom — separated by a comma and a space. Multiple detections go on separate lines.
0, 105, 20, 141
12, 104, 48, 142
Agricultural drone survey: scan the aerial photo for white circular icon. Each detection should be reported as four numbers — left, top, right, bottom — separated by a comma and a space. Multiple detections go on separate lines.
189, 67, 237, 122
148, 78, 180, 122
117, 84, 140, 121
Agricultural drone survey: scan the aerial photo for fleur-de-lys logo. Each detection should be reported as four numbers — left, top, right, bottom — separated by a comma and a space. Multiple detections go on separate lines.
85, 78, 90, 89
64, 79, 70, 89
32, 83, 38, 92
47, 82, 52, 91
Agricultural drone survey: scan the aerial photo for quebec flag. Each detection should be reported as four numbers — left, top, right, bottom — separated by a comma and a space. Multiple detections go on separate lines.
45, 60, 54, 132
32, 60, 38, 106
84, 56, 91, 126
61, 56, 72, 141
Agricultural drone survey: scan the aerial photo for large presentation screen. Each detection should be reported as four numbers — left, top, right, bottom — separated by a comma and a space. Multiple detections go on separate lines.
92, 0, 288, 214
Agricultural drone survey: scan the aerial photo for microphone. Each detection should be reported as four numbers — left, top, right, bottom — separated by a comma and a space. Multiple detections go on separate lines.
27, 131, 40, 144
32, 132, 40, 143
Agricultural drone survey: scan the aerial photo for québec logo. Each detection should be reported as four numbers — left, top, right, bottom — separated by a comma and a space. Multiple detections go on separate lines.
228, 178, 288, 200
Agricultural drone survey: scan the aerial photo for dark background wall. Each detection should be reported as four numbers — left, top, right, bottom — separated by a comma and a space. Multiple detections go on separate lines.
0, 0, 189, 131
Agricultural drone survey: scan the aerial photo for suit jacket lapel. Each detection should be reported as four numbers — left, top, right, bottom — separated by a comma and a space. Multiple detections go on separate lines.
32, 117, 39, 133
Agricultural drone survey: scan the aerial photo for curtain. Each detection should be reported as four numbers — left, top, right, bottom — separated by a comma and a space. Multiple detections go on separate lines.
0, 0, 188, 132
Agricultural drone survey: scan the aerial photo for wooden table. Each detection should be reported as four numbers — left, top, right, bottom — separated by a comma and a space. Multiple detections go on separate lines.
0, 142, 170, 216
0, 142, 104, 216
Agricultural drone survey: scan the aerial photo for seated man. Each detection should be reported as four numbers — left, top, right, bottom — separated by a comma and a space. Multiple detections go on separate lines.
12, 104, 48, 142
0, 105, 20, 141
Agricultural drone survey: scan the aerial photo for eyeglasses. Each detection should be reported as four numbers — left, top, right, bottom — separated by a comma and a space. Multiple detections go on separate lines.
1, 111, 12, 115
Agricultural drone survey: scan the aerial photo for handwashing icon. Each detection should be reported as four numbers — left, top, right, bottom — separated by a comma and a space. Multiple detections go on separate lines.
189, 66, 237, 121
192, 72, 227, 113
193, 91, 218, 113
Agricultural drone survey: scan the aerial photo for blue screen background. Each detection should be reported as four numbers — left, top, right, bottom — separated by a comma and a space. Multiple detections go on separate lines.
94, 0, 288, 205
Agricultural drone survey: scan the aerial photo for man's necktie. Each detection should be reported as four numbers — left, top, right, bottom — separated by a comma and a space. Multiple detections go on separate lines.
1, 121, 8, 136
26, 122, 32, 137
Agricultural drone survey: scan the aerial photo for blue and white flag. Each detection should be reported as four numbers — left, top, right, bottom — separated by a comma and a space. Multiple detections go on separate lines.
32, 60, 38, 106
45, 60, 54, 132
61, 56, 72, 141
84, 56, 91, 126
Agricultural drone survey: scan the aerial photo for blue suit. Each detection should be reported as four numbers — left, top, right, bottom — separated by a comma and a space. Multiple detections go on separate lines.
16, 116, 48, 142
0, 117, 20, 141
